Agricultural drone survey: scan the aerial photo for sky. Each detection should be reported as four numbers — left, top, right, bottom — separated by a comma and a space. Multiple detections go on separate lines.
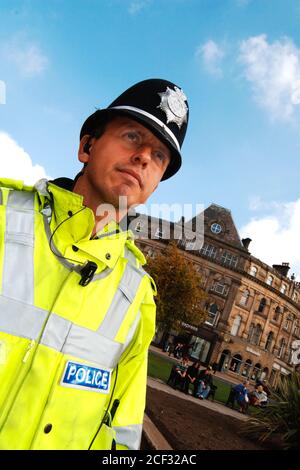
1, 0, 300, 277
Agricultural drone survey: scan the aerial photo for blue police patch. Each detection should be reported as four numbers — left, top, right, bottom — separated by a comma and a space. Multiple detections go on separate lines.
61, 361, 112, 394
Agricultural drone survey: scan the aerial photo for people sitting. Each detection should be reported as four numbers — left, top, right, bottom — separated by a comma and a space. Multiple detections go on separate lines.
195, 365, 214, 399
249, 384, 268, 407
183, 361, 200, 395
167, 356, 189, 390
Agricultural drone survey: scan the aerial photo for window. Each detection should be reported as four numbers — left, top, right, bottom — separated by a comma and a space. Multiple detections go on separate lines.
200, 243, 218, 259
266, 275, 273, 286
154, 228, 163, 239
293, 292, 298, 302
252, 324, 262, 346
258, 298, 266, 313
147, 248, 155, 258
205, 303, 219, 326
229, 354, 243, 373
265, 331, 274, 351
277, 338, 286, 359
185, 241, 195, 250
135, 222, 143, 232
211, 281, 229, 296
250, 265, 258, 277
221, 252, 238, 268
280, 284, 287, 295
210, 222, 222, 234
294, 321, 300, 338
273, 306, 281, 322
283, 313, 294, 332
240, 289, 250, 307
230, 315, 242, 336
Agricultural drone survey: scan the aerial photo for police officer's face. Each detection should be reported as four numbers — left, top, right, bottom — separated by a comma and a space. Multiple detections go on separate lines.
77, 116, 171, 209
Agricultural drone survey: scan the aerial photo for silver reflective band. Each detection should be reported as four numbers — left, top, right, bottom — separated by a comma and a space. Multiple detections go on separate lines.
2, 191, 35, 303
110, 105, 180, 152
0, 296, 48, 340
114, 424, 142, 450
97, 262, 144, 339
61, 323, 123, 368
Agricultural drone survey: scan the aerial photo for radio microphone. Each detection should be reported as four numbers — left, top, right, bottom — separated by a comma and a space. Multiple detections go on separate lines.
79, 261, 98, 286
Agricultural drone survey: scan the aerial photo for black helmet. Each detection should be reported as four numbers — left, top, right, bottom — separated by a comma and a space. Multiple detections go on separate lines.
80, 78, 189, 180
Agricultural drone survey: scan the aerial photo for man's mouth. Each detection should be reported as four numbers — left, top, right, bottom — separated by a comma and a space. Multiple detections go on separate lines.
118, 169, 142, 188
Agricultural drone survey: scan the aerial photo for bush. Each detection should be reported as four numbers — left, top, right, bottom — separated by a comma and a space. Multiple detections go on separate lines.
242, 372, 300, 449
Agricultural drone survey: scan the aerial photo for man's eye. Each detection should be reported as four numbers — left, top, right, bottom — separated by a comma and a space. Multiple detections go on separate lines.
153, 150, 167, 162
124, 131, 141, 143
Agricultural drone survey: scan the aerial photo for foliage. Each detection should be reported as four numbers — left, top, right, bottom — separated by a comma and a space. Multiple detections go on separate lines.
146, 242, 207, 332
242, 371, 300, 449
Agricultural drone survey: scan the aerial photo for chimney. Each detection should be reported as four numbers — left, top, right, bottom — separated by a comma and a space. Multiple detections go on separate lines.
272, 262, 290, 278
242, 238, 252, 250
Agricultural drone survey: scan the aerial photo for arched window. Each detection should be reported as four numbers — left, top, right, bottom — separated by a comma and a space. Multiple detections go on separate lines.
258, 298, 266, 313
273, 306, 281, 322
205, 303, 219, 327
280, 284, 287, 295
265, 331, 274, 351
283, 313, 294, 332
242, 359, 252, 377
230, 315, 242, 336
252, 324, 262, 346
250, 265, 258, 277
293, 292, 298, 303
240, 289, 250, 307
229, 354, 243, 373
251, 363, 262, 381
277, 338, 286, 359
266, 275, 273, 286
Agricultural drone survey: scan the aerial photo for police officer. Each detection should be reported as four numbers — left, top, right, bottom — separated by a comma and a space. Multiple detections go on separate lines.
0, 78, 189, 450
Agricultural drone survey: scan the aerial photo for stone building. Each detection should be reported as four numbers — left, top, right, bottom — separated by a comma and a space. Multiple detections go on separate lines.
129, 204, 300, 386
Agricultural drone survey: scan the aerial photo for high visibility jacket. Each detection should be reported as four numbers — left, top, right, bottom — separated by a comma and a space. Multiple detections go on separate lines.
0, 177, 156, 450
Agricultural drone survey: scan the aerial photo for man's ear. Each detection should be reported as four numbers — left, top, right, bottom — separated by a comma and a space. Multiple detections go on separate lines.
78, 135, 92, 164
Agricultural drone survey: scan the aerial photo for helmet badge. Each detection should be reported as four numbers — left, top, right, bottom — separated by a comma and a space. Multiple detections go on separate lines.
158, 86, 188, 129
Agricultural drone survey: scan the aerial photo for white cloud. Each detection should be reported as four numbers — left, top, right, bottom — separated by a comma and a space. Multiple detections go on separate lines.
3, 37, 49, 77
239, 34, 300, 120
0, 132, 49, 185
196, 40, 225, 78
128, 0, 150, 15
240, 199, 300, 279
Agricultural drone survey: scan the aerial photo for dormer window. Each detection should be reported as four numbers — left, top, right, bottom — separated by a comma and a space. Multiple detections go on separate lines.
280, 284, 287, 295
250, 265, 258, 277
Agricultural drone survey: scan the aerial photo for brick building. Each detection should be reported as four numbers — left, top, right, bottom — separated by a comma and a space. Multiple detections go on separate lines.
129, 204, 300, 386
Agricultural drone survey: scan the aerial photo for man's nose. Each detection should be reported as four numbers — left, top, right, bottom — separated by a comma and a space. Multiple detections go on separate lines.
131, 145, 152, 166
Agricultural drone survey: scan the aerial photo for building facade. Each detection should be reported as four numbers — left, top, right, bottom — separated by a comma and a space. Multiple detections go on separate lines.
129, 204, 300, 387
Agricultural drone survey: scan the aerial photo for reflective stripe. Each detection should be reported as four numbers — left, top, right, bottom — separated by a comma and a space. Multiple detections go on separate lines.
40, 315, 123, 368
62, 324, 123, 368
2, 191, 35, 303
97, 262, 144, 338
114, 424, 142, 450
0, 188, 2, 205
0, 296, 48, 340
122, 311, 141, 353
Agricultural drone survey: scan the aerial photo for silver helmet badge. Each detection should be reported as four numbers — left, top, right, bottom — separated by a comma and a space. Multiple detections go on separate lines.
158, 86, 188, 129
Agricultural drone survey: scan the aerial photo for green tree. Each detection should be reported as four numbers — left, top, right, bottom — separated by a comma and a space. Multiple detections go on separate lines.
146, 242, 207, 337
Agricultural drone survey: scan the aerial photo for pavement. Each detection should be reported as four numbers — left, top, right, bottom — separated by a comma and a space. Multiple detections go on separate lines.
143, 346, 249, 450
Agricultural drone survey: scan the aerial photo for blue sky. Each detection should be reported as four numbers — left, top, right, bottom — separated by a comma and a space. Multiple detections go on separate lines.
1, 0, 300, 275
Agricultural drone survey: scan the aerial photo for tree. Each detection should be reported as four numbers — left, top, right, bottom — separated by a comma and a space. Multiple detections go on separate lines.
146, 242, 207, 339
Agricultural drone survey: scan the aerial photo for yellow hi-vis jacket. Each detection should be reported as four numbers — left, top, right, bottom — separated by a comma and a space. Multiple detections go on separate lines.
0, 177, 156, 450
